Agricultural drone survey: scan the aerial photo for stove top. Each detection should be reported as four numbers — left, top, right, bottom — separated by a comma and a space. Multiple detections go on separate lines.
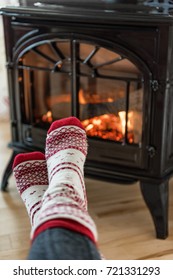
16, 0, 173, 15
1, 0, 173, 22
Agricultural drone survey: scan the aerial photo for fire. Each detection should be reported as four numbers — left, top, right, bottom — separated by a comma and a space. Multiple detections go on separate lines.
118, 111, 134, 143
42, 111, 53, 123
81, 112, 134, 143
118, 111, 133, 133
78, 89, 135, 142
41, 99, 135, 142
79, 89, 114, 104
41, 110, 134, 143
118, 111, 126, 134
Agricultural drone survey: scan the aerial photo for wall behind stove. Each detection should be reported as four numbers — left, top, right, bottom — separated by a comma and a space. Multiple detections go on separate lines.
0, 1, 19, 120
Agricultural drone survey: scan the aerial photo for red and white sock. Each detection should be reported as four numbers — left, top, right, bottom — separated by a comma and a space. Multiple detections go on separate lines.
34, 117, 98, 243
12, 152, 48, 231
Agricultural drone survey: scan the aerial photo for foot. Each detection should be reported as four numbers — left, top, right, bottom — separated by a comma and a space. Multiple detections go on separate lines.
13, 152, 48, 227
37, 117, 97, 243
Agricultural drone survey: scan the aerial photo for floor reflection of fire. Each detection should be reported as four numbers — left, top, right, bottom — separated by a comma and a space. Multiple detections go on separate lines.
81, 113, 134, 143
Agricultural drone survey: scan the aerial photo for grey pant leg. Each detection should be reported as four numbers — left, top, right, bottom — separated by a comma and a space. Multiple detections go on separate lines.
28, 228, 101, 260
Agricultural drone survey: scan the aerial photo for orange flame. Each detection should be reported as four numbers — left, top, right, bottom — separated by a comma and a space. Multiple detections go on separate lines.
41, 110, 134, 142
81, 112, 134, 143
42, 111, 53, 123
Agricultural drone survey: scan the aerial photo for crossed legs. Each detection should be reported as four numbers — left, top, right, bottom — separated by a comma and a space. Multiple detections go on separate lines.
13, 117, 101, 260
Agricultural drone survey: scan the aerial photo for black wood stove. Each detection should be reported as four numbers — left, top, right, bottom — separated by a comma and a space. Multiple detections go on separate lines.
1, 0, 173, 239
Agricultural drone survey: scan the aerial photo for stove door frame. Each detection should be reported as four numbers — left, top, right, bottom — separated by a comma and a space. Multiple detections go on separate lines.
11, 32, 152, 174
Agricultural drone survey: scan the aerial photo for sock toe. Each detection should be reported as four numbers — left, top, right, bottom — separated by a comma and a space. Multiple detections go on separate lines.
12, 152, 45, 169
48, 117, 85, 134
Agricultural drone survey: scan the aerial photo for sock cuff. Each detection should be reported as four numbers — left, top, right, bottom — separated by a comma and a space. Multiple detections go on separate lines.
32, 219, 96, 244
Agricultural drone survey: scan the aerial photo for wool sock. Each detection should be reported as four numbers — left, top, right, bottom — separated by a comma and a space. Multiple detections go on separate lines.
34, 117, 98, 243
13, 152, 48, 229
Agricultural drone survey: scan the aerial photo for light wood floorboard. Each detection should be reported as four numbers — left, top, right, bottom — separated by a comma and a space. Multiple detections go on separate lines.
0, 120, 173, 260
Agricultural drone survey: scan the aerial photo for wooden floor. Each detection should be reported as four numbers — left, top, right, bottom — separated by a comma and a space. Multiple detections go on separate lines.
0, 120, 173, 260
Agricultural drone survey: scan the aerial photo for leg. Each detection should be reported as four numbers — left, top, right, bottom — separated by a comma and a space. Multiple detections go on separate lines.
31, 117, 99, 259
13, 152, 48, 227
13, 117, 101, 259
28, 228, 101, 260
140, 179, 169, 239
1, 150, 18, 191
34, 117, 97, 241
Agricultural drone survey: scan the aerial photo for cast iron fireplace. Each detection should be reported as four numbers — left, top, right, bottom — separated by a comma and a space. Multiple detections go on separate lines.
1, 0, 173, 239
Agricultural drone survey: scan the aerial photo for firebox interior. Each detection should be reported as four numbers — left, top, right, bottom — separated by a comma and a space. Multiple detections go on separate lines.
19, 39, 143, 145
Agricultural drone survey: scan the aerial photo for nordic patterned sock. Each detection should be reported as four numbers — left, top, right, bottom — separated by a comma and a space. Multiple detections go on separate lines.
34, 117, 98, 243
12, 152, 48, 229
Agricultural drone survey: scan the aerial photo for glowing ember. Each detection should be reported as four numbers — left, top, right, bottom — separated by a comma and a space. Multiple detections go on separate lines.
42, 111, 53, 123
81, 112, 134, 143
41, 110, 134, 142
78, 89, 135, 142
41, 109, 135, 142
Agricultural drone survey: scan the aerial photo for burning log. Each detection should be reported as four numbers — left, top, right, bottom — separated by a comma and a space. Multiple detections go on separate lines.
81, 113, 134, 143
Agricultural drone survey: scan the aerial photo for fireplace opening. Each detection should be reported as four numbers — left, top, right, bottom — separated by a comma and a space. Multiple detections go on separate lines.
18, 39, 144, 145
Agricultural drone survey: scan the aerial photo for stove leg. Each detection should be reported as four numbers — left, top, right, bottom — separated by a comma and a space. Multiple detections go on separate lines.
140, 180, 169, 239
1, 151, 18, 192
